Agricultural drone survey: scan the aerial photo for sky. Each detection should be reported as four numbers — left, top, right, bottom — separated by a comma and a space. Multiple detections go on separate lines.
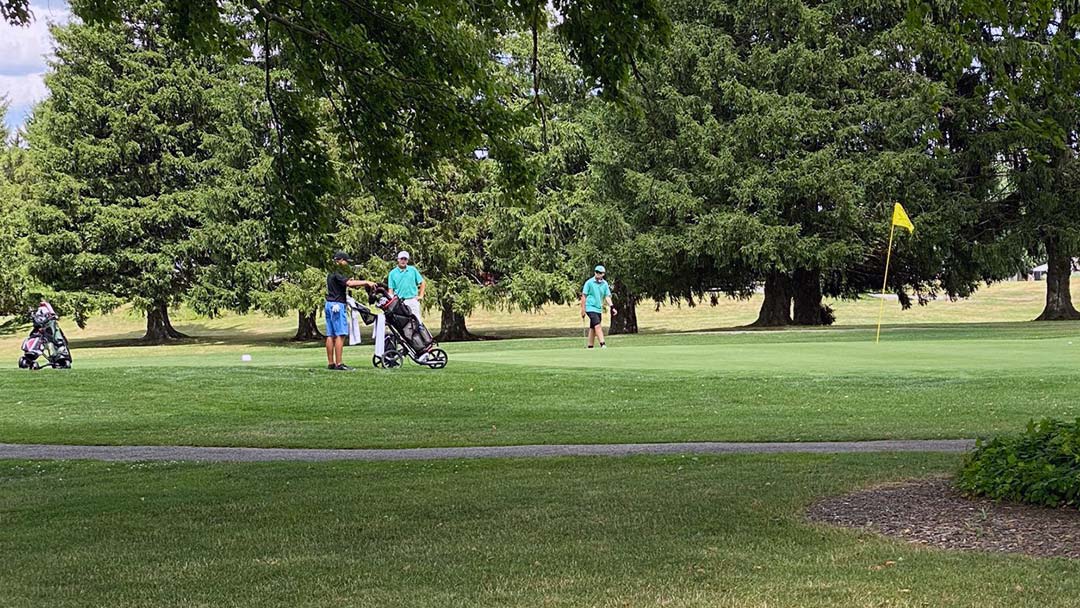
0, 0, 71, 134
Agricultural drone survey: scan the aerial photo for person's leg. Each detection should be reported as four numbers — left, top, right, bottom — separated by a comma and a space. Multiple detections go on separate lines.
587, 312, 605, 347
334, 336, 345, 366
326, 303, 350, 368
324, 302, 336, 367
405, 298, 423, 324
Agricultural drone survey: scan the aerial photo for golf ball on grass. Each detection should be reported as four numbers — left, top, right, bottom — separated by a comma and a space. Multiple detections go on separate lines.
241, 354, 252, 362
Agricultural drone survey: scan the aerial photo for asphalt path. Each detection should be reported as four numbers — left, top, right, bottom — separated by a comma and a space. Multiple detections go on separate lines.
0, 439, 975, 462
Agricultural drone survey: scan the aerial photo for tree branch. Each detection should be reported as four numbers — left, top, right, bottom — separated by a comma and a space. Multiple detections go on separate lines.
532, 3, 548, 151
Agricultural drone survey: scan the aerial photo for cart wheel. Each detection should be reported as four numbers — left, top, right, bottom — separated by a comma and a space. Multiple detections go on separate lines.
426, 348, 448, 369
382, 350, 403, 369
372, 354, 383, 368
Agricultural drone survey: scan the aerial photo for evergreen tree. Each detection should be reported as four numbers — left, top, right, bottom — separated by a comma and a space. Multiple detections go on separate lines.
336, 160, 498, 341
599, 0, 988, 326
911, 0, 1080, 320
486, 29, 605, 322
0, 99, 35, 316
26, 1, 274, 339
7, 0, 669, 201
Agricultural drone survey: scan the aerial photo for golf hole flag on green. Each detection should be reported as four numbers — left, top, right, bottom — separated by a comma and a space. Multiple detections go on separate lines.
876, 203, 916, 343
892, 202, 915, 234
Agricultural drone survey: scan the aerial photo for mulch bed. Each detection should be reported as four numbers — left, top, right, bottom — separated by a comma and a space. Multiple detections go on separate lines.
806, 476, 1080, 559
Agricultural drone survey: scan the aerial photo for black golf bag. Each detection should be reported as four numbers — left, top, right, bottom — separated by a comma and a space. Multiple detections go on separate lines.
19, 302, 72, 370
364, 284, 447, 369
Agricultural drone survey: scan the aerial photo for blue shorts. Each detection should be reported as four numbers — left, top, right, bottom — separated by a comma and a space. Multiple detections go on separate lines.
325, 301, 349, 337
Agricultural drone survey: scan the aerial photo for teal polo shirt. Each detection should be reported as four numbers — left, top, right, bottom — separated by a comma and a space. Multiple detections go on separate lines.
581, 278, 611, 314
388, 265, 424, 299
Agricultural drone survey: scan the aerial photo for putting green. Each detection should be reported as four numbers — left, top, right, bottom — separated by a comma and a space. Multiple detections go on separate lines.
456, 336, 1080, 375
3, 324, 1078, 448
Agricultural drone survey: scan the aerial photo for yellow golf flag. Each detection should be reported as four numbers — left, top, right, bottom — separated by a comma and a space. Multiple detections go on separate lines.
877, 203, 915, 343
892, 203, 914, 233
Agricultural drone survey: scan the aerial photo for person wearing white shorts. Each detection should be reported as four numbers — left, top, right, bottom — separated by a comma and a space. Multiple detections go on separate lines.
387, 250, 426, 324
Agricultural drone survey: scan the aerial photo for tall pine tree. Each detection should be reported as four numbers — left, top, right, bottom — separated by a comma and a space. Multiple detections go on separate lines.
27, 1, 274, 339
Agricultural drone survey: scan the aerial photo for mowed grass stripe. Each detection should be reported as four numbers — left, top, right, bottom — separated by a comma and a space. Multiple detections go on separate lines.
454, 336, 1080, 375
2, 324, 1077, 448
1, 362, 1076, 448
2, 454, 1078, 608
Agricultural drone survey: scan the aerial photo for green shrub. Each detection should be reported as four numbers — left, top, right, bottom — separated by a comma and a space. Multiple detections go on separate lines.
957, 418, 1080, 508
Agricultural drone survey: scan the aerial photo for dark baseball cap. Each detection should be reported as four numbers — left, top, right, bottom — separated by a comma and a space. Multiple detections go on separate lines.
332, 251, 352, 262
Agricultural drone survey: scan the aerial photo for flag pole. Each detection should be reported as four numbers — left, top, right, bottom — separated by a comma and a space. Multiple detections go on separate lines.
876, 224, 897, 344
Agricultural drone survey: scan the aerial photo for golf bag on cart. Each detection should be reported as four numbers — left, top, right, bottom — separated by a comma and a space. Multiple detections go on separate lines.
363, 284, 447, 369
18, 301, 72, 370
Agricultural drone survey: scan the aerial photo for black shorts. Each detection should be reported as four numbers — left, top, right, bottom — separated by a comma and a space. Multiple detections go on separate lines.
587, 312, 602, 328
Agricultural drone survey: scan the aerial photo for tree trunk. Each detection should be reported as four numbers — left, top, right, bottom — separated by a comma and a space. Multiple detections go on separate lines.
751, 271, 792, 327
436, 302, 475, 341
791, 269, 834, 326
144, 302, 188, 342
608, 286, 638, 335
1036, 236, 1080, 321
292, 309, 324, 342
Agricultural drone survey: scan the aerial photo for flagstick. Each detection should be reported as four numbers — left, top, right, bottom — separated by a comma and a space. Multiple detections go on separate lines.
876, 224, 897, 344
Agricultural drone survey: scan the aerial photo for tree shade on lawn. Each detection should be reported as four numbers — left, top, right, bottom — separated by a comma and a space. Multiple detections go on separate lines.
4, 454, 1080, 607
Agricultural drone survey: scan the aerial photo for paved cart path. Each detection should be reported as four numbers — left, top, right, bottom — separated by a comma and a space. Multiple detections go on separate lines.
0, 439, 975, 462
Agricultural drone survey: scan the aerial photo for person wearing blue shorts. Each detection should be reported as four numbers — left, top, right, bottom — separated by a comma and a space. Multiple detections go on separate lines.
326, 251, 375, 371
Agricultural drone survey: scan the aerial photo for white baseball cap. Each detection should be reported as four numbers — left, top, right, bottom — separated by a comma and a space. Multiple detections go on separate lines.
397, 251, 410, 260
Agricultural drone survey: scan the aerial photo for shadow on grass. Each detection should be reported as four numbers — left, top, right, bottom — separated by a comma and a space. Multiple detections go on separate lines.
466, 319, 1080, 341
71, 322, 316, 350
65, 318, 1080, 350
0, 317, 28, 336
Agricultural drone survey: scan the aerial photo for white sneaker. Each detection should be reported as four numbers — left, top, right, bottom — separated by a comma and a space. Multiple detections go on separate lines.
600, 344, 607, 349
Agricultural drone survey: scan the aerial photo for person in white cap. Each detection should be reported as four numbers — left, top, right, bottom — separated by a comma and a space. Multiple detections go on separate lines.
387, 250, 426, 323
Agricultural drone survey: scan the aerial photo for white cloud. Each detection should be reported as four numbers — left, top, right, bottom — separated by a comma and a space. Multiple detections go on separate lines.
0, 1, 69, 130
0, 3, 70, 76
1, 73, 47, 135
0, 72, 48, 107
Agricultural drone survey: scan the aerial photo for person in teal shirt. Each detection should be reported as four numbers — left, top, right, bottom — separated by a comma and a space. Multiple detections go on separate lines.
580, 265, 616, 349
387, 250, 426, 323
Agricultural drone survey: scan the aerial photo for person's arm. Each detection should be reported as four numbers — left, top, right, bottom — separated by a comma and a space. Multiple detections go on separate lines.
347, 279, 375, 289
579, 293, 587, 317
386, 271, 396, 297
417, 271, 426, 300
604, 284, 616, 316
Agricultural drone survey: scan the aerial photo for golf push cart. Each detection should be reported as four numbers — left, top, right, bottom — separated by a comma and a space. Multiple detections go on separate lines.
349, 284, 447, 370
18, 301, 72, 370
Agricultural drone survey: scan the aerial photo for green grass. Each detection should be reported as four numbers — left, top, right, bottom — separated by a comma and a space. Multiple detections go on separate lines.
3, 278, 1076, 347
3, 283, 1078, 606
3, 453, 1077, 608
2, 322, 1079, 448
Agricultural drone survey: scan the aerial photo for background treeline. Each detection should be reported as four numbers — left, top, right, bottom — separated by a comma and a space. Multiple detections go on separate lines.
0, 0, 1077, 341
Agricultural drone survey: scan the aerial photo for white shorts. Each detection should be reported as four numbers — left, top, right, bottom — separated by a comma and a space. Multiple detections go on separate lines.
403, 298, 422, 323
